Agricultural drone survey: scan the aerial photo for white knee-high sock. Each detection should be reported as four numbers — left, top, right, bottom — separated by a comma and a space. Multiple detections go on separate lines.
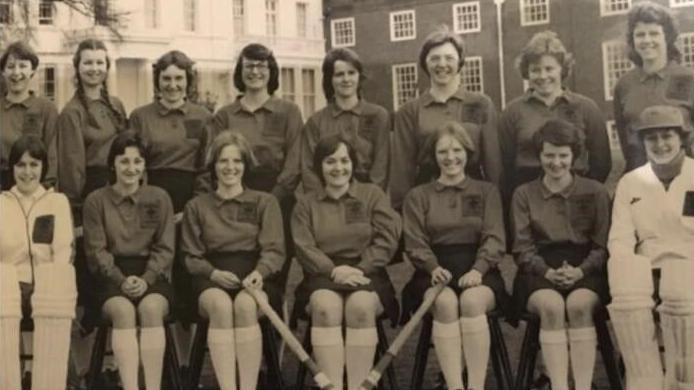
345, 327, 378, 390
31, 318, 72, 390
312, 326, 344, 390
431, 320, 463, 390
111, 328, 140, 390
139, 327, 165, 390
460, 316, 490, 390
235, 324, 262, 390
568, 327, 597, 390
539, 329, 569, 390
207, 328, 236, 390
0, 318, 21, 390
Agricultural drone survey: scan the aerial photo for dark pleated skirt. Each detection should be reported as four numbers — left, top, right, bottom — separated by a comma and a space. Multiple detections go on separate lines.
93, 256, 174, 309
294, 257, 399, 325
510, 242, 610, 322
191, 251, 283, 314
401, 244, 510, 324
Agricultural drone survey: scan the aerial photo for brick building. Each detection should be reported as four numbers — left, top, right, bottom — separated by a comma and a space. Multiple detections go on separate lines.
323, 0, 694, 152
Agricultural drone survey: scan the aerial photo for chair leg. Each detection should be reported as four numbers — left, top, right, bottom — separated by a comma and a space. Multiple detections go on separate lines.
261, 318, 285, 390
515, 316, 540, 390
411, 314, 433, 390
489, 314, 513, 390
187, 321, 209, 390
86, 325, 109, 390
164, 322, 183, 390
376, 319, 398, 390
595, 313, 623, 390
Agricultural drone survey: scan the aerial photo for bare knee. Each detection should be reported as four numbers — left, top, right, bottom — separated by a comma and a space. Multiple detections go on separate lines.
528, 289, 566, 330
199, 288, 233, 328
431, 287, 459, 322
233, 291, 259, 327
345, 291, 381, 328
137, 294, 169, 327
309, 290, 343, 327
460, 286, 495, 317
102, 297, 137, 329
566, 289, 599, 328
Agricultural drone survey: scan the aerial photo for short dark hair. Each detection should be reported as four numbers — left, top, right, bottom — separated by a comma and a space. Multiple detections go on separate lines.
321, 48, 365, 101
532, 119, 584, 163
515, 30, 574, 80
206, 131, 258, 187
312, 134, 359, 185
233, 44, 280, 95
626, 1, 681, 66
9, 135, 49, 183
153, 50, 197, 99
419, 26, 466, 77
106, 132, 147, 183
1, 41, 39, 71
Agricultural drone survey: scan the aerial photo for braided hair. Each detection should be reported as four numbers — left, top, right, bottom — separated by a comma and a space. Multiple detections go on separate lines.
72, 39, 127, 131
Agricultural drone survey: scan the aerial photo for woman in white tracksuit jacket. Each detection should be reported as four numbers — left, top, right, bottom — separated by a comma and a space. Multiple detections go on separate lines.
0, 135, 76, 390
608, 105, 694, 390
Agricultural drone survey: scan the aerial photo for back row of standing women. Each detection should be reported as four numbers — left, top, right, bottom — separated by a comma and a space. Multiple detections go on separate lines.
0, 1, 692, 390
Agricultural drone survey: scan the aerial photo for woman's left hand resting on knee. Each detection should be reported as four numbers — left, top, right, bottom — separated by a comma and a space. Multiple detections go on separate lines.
242, 270, 264, 289
331, 265, 370, 286
458, 269, 482, 288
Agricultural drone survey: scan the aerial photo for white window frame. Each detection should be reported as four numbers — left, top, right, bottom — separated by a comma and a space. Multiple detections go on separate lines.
143, 0, 159, 29
302, 68, 317, 117
266, 0, 278, 37
670, 0, 694, 7
461, 56, 484, 93
297, 2, 308, 38
392, 63, 419, 111
0, 0, 11, 25
520, 0, 550, 27
39, 65, 56, 101
389, 10, 416, 42
601, 40, 634, 101
452, 2, 481, 34
38, 0, 53, 25
182, 0, 196, 32
606, 120, 622, 150
331, 17, 356, 48
599, 0, 631, 16
281, 67, 296, 103
233, 0, 245, 37
680, 32, 694, 69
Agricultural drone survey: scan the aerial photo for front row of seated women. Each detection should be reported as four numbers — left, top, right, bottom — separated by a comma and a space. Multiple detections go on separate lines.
1, 104, 692, 390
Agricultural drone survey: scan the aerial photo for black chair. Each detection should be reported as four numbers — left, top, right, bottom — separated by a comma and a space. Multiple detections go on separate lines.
514, 307, 623, 390
410, 309, 514, 390
293, 314, 399, 390
186, 316, 284, 390
85, 317, 183, 390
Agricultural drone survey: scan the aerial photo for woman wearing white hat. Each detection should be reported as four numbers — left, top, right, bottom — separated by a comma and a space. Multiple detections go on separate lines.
608, 105, 694, 390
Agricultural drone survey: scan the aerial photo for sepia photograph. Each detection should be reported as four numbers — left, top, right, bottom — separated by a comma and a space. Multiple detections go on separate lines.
1, 0, 693, 389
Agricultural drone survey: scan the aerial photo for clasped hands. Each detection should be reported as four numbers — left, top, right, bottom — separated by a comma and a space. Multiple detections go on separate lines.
331, 265, 371, 287
430, 266, 482, 289
120, 275, 147, 298
210, 269, 263, 289
545, 261, 584, 290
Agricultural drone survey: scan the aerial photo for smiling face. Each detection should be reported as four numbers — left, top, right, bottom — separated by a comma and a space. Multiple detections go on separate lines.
158, 64, 187, 106
78, 49, 108, 88
241, 56, 270, 92
332, 60, 360, 100
435, 134, 467, 181
321, 143, 353, 190
13, 151, 43, 195
528, 54, 563, 98
215, 144, 245, 189
540, 142, 573, 180
2, 55, 34, 95
633, 22, 668, 63
643, 128, 682, 164
425, 42, 460, 87
113, 146, 145, 188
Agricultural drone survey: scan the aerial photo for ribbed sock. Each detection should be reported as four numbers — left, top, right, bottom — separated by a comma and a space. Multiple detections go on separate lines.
312, 326, 344, 390
139, 327, 165, 390
539, 329, 569, 390
111, 328, 140, 390
235, 324, 262, 390
207, 328, 237, 390
432, 320, 464, 390
568, 327, 597, 390
460, 315, 490, 390
345, 327, 378, 390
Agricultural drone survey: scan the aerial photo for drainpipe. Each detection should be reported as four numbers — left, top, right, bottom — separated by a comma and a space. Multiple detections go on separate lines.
494, 0, 506, 109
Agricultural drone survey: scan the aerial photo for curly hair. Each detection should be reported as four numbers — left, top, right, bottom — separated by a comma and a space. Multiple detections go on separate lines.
515, 30, 574, 80
626, 1, 681, 66
418, 26, 466, 77
152, 50, 197, 100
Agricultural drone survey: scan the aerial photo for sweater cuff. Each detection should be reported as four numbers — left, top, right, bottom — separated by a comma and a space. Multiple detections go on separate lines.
529, 256, 550, 277
255, 263, 273, 279
141, 269, 159, 286
355, 261, 375, 275
472, 259, 491, 276
108, 269, 126, 287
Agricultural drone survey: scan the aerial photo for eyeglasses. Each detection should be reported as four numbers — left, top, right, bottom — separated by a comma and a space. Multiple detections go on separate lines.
242, 62, 269, 71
